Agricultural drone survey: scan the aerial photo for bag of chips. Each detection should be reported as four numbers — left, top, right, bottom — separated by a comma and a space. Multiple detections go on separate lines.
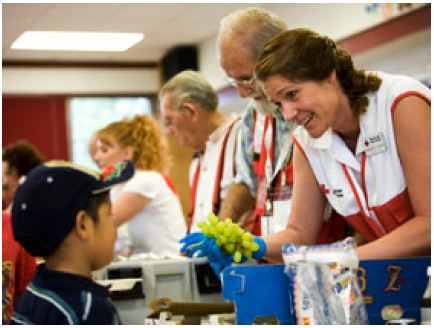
283, 237, 368, 324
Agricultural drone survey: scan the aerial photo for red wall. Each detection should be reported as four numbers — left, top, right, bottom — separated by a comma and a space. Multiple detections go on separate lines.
2, 96, 69, 161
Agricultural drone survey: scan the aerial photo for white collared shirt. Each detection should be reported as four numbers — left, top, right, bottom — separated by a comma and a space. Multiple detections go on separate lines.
189, 113, 241, 232
293, 71, 430, 238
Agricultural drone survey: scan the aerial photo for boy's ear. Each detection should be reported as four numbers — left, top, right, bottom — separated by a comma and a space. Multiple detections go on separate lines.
74, 210, 93, 240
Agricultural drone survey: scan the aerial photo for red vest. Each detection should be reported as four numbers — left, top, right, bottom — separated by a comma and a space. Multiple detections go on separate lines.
187, 119, 240, 233
251, 112, 345, 243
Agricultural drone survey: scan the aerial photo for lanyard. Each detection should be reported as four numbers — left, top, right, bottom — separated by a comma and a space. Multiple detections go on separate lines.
253, 112, 294, 185
212, 118, 240, 215
272, 135, 293, 182
254, 112, 295, 217
187, 118, 239, 232
187, 154, 201, 233
255, 115, 274, 217
341, 152, 386, 236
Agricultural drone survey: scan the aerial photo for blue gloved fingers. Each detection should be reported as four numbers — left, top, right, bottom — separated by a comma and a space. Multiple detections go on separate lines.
179, 232, 205, 245
207, 242, 233, 277
181, 241, 204, 255
209, 260, 224, 278
209, 250, 232, 277
193, 238, 213, 257
185, 242, 206, 257
252, 236, 267, 260
224, 254, 234, 267
207, 242, 227, 264
179, 232, 206, 253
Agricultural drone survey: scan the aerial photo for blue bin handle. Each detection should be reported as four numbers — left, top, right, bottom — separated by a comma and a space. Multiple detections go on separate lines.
222, 268, 246, 299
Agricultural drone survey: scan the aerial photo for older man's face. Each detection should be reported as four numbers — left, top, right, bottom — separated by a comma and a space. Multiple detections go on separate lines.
219, 39, 263, 100
160, 94, 201, 150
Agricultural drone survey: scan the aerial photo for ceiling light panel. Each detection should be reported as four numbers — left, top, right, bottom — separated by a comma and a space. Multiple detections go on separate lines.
11, 31, 144, 51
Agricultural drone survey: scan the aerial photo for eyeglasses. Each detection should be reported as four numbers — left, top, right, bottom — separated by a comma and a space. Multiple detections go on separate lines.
225, 75, 255, 87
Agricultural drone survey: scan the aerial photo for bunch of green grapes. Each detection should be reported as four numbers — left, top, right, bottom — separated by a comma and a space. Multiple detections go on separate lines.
196, 213, 260, 263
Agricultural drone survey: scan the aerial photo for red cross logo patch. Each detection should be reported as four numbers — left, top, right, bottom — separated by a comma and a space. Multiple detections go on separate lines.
320, 184, 330, 194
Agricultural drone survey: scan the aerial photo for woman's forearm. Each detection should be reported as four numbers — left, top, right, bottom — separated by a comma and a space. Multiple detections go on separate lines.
263, 224, 312, 261
356, 216, 430, 260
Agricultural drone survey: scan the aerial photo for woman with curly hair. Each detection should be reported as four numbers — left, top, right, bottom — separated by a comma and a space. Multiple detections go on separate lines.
95, 114, 186, 257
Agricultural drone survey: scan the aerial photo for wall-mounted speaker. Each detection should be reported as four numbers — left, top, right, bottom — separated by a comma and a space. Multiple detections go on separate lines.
161, 45, 198, 82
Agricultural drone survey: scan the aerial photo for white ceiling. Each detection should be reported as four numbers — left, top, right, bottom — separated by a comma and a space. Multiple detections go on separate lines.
2, 3, 273, 63
3, 2, 430, 85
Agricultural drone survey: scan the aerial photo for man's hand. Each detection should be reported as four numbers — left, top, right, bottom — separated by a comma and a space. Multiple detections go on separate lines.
238, 209, 256, 232
218, 183, 255, 223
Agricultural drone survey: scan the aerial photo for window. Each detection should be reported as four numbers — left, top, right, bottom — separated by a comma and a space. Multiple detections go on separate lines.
68, 97, 153, 169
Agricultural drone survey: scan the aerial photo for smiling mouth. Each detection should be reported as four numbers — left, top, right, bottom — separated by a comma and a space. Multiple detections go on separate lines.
299, 113, 314, 127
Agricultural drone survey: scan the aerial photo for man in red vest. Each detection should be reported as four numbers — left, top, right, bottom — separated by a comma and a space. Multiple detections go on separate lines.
160, 70, 242, 234
216, 7, 296, 237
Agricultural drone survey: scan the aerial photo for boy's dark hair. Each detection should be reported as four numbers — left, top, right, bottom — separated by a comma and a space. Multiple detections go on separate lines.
84, 191, 110, 224
3, 140, 45, 177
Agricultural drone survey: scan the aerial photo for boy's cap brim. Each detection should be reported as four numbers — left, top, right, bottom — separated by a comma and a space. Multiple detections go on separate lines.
43, 160, 134, 194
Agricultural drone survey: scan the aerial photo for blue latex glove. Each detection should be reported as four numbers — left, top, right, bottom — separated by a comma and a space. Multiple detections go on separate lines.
179, 232, 211, 257
206, 241, 233, 277
252, 236, 267, 260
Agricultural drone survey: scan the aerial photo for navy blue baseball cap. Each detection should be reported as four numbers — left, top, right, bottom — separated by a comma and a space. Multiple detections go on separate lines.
11, 160, 134, 257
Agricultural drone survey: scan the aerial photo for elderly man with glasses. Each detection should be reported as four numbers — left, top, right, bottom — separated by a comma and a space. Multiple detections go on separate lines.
216, 7, 298, 236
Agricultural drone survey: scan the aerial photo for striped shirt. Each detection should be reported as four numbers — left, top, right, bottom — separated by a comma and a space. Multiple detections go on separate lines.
11, 264, 121, 325
234, 100, 296, 195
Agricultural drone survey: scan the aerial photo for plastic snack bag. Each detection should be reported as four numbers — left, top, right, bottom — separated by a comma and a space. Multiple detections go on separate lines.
283, 237, 368, 325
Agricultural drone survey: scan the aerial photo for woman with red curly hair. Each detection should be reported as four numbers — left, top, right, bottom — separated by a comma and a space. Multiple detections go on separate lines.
95, 115, 186, 257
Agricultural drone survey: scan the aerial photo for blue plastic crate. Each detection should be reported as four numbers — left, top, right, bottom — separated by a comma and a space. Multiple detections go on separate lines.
222, 257, 430, 324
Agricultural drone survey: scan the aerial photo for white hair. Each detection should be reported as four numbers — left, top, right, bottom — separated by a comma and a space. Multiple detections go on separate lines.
218, 7, 287, 60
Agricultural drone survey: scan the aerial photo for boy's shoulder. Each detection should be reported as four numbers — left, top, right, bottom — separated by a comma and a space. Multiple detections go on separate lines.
12, 280, 77, 324
12, 267, 121, 324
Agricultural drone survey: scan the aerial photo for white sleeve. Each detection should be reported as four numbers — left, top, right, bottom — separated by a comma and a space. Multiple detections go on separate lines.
121, 171, 164, 200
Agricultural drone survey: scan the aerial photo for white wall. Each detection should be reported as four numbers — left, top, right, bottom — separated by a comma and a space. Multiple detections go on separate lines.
2, 67, 159, 94
353, 29, 431, 83
199, 35, 225, 90
199, 3, 430, 90
199, 28, 431, 95
266, 3, 399, 40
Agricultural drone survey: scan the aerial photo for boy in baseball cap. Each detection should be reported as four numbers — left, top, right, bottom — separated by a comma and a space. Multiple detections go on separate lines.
10, 160, 134, 324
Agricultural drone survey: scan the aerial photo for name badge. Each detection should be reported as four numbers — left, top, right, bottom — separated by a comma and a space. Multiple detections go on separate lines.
364, 132, 387, 156
272, 199, 291, 233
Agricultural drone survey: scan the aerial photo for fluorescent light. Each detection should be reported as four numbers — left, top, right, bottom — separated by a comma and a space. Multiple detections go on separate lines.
11, 31, 144, 51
